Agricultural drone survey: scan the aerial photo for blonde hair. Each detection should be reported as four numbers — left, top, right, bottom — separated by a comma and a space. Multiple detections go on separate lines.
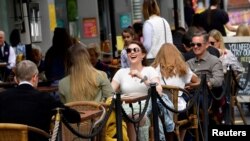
151, 43, 188, 78
236, 24, 250, 36
69, 42, 103, 101
142, 0, 160, 20
208, 29, 226, 52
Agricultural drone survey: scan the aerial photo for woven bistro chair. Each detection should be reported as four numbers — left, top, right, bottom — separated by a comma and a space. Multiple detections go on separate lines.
161, 85, 198, 141
61, 101, 106, 141
0, 123, 50, 141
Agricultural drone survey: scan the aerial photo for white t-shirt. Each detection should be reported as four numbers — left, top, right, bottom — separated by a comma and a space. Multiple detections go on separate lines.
155, 65, 193, 110
112, 66, 159, 114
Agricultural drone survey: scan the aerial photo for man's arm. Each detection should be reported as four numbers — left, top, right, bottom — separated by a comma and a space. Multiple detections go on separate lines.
224, 22, 237, 32
209, 60, 224, 87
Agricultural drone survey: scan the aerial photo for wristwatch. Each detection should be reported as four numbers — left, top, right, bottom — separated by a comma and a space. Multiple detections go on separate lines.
140, 76, 148, 83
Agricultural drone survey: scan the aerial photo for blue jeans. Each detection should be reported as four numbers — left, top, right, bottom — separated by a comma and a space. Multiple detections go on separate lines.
147, 94, 175, 140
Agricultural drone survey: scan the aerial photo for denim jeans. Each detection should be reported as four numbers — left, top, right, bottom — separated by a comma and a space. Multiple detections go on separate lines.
147, 94, 175, 140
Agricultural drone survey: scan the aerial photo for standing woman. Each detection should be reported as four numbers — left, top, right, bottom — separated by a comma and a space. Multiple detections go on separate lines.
9, 29, 32, 63
198, 0, 237, 36
59, 42, 113, 103
111, 40, 162, 141
44, 27, 72, 85
142, 0, 173, 64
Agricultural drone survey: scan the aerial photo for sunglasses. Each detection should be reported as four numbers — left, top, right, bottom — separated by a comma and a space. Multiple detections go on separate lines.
190, 42, 203, 47
210, 42, 215, 46
126, 48, 140, 53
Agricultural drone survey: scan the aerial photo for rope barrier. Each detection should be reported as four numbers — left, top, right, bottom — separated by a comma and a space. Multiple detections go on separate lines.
50, 108, 62, 141
121, 91, 151, 123
156, 87, 199, 114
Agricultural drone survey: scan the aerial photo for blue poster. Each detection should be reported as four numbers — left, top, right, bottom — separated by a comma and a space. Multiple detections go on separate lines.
120, 13, 131, 29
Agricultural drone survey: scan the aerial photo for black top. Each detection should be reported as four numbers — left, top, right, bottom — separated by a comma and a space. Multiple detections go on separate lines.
0, 84, 80, 141
198, 9, 229, 36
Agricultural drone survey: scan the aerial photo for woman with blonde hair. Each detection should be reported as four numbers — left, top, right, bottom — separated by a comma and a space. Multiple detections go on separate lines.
236, 24, 250, 36
151, 43, 200, 141
208, 29, 243, 74
58, 42, 113, 103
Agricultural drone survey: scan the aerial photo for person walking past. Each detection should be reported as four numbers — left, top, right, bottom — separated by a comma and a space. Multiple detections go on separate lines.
197, 0, 237, 36
44, 27, 72, 86
142, 0, 173, 64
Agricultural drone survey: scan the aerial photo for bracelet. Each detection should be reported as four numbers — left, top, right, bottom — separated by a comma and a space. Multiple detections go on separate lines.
140, 76, 148, 83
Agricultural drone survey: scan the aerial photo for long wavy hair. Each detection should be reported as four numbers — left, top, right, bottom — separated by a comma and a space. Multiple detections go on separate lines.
68, 42, 102, 101
151, 43, 188, 78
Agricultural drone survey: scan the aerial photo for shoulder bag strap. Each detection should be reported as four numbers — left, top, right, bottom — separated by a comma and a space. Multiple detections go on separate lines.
162, 18, 167, 43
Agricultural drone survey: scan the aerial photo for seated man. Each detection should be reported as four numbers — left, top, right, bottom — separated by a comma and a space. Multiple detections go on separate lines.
0, 60, 80, 141
187, 31, 224, 124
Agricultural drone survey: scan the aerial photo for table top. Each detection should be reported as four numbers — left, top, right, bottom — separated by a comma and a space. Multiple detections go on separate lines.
121, 93, 148, 104
0, 82, 16, 88
37, 86, 58, 93
79, 110, 102, 121
0, 62, 7, 67
108, 64, 120, 69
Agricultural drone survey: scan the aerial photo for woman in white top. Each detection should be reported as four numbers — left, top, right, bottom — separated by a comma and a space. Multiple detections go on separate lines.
111, 40, 162, 141
142, 0, 173, 64
151, 43, 200, 141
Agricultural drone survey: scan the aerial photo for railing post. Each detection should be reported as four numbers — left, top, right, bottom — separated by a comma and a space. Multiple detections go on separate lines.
225, 65, 232, 125
115, 92, 123, 141
150, 83, 160, 141
201, 74, 208, 141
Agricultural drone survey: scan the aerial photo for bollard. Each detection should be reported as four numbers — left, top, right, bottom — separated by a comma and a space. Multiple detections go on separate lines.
115, 93, 123, 141
150, 83, 160, 141
201, 74, 208, 141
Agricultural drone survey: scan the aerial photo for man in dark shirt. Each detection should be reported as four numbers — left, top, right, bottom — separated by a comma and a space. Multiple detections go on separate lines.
0, 60, 80, 141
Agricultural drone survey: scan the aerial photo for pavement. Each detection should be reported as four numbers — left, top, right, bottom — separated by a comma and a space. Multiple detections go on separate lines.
234, 103, 250, 125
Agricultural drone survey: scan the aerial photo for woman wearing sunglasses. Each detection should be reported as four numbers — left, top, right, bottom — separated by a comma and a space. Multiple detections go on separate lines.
111, 40, 162, 141
208, 29, 243, 75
